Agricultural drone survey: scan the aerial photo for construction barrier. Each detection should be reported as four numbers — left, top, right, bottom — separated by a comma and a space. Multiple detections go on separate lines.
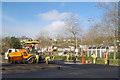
80, 55, 86, 57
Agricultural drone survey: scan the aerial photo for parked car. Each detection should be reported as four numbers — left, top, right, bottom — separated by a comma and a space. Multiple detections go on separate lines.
58, 52, 67, 56
5, 49, 19, 60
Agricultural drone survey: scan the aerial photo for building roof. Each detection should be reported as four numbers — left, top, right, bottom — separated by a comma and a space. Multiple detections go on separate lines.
88, 47, 92, 49
93, 47, 96, 49
88, 46, 109, 49
97, 47, 101, 49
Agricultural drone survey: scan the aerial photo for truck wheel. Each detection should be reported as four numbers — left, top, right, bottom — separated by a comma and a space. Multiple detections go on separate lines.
28, 58, 35, 64
10, 60, 14, 64
8, 57, 10, 62
15, 60, 18, 64
18, 60, 21, 64
9, 60, 12, 64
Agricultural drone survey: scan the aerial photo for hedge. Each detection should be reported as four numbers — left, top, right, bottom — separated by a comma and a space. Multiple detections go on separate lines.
109, 53, 120, 59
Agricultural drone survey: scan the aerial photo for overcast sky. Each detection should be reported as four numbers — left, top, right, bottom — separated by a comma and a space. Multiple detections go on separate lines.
2, 2, 105, 39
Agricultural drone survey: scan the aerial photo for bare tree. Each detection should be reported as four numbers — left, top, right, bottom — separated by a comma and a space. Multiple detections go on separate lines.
83, 21, 114, 47
97, 2, 118, 59
64, 14, 82, 54
37, 31, 52, 51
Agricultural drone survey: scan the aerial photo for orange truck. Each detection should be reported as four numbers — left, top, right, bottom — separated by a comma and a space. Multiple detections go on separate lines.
8, 49, 36, 64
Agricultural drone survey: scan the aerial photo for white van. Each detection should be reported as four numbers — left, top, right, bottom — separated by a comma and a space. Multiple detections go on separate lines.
5, 49, 19, 59
58, 52, 67, 56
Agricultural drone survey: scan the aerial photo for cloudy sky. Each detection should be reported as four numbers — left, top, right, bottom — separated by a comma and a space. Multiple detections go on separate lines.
2, 2, 104, 39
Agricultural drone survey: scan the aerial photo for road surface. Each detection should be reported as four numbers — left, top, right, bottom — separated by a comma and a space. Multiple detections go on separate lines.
1, 61, 119, 78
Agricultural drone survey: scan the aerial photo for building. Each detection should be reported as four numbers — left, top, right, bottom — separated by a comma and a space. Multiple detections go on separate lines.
87, 45, 118, 58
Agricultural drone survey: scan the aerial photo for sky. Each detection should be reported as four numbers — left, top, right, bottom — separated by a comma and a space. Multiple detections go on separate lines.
2, 2, 104, 39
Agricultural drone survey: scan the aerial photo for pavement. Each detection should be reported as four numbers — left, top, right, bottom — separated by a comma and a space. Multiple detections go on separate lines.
1, 60, 119, 78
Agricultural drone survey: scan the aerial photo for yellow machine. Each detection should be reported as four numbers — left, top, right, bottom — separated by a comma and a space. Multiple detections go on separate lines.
8, 49, 36, 64
25, 41, 39, 44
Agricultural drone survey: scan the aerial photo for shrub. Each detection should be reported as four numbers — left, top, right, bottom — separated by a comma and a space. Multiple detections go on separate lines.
96, 57, 120, 65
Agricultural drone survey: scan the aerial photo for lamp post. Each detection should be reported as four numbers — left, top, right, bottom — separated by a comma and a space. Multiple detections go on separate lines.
76, 38, 77, 49
76, 38, 78, 55
74, 22, 78, 55
81, 36, 82, 55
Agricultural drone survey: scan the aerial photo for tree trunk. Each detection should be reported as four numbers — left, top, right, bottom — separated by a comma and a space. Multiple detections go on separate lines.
114, 38, 117, 59
114, 2, 117, 60
114, 17, 117, 59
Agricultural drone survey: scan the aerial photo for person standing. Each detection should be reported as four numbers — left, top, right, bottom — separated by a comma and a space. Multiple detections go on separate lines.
51, 54, 55, 63
106, 48, 109, 65
66, 53, 70, 62
104, 51, 108, 65
35, 53, 39, 64
32, 45, 35, 52
73, 53, 77, 63
29, 45, 32, 53
45, 56, 50, 64
27, 48, 30, 53
75, 53, 77, 59
92, 53, 96, 64
35, 44, 38, 50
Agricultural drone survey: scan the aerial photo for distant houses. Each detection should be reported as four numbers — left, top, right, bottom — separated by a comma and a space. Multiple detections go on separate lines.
53, 43, 74, 52
20, 38, 118, 57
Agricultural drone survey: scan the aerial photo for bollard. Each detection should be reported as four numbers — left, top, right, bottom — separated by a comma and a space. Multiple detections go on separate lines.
82, 58, 85, 64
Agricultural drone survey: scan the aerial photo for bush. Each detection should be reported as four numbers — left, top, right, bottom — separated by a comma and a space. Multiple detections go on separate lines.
109, 53, 120, 59
96, 58, 105, 64
77, 56, 93, 60
54, 56, 93, 61
54, 56, 66, 60
109, 59, 119, 65
96, 57, 120, 65
10, 36, 21, 49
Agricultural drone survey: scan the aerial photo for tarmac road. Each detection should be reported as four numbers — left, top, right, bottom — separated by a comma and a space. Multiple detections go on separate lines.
2, 61, 119, 78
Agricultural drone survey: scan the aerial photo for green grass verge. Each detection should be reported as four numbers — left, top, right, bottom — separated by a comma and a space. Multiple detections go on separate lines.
109, 53, 120, 59
94, 57, 120, 65
54, 56, 120, 65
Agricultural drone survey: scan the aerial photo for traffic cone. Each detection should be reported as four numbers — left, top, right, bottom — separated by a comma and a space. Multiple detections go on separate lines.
82, 58, 85, 64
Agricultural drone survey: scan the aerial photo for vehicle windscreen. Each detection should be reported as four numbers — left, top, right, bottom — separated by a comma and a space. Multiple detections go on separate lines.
8, 50, 12, 53
28, 51, 37, 54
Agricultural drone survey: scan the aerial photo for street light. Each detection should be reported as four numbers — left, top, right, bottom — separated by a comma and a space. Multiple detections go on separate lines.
75, 21, 78, 49
76, 39, 77, 49
74, 22, 78, 55
81, 36, 82, 55
75, 38, 78, 55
